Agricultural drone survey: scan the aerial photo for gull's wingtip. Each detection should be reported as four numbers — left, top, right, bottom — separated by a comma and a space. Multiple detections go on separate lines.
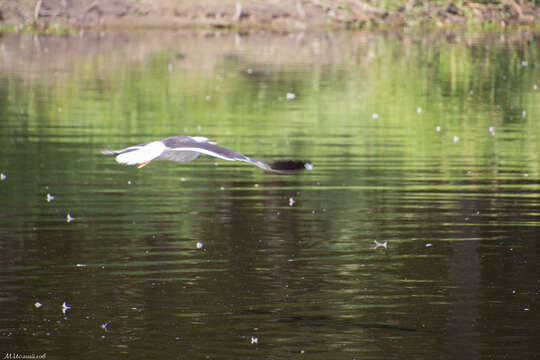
267, 161, 313, 174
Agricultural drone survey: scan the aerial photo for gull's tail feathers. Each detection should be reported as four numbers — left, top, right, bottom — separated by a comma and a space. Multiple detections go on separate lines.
100, 148, 118, 155
111, 141, 167, 166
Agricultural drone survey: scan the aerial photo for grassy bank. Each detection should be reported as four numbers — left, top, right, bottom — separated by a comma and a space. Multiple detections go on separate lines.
1, 0, 539, 33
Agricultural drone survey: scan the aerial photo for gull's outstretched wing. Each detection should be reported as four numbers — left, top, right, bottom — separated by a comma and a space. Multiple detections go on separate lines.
163, 142, 250, 162
163, 142, 311, 174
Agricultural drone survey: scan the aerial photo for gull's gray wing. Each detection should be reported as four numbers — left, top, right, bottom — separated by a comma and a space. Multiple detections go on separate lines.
160, 149, 201, 162
162, 142, 252, 162
162, 143, 310, 173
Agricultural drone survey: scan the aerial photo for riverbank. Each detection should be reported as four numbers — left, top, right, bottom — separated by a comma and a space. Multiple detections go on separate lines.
1, 0, 539, 33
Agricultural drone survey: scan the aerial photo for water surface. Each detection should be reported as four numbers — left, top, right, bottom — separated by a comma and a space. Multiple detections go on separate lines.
0, 30, 538, 359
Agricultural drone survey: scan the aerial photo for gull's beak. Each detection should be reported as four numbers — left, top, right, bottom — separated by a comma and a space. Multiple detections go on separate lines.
210, 141, 217, 145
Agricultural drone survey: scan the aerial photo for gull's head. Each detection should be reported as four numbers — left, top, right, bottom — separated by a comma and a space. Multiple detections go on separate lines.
190, 136, 210, 143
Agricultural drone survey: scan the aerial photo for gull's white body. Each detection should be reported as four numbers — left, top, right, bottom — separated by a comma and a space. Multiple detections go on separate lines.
116, 141, 167, 165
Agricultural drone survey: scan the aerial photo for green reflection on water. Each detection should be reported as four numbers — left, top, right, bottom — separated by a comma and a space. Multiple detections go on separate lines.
0, 31, 539, 360
2, 32, 538, 177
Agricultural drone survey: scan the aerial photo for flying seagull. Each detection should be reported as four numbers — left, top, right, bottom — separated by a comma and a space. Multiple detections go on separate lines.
101, 136, 312, 174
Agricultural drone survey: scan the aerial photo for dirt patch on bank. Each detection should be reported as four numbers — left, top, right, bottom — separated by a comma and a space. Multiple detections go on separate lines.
1, 0, 539, 31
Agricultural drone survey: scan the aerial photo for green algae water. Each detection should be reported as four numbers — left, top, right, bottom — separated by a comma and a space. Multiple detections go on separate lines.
0, 30, 538, 359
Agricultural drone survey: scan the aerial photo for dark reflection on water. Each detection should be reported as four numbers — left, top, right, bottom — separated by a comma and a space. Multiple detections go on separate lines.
0, 30, 539, 359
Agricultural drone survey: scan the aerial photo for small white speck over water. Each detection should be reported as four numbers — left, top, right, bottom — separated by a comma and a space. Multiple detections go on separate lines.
373, 240, 387, 249
62, 302, 71, 315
